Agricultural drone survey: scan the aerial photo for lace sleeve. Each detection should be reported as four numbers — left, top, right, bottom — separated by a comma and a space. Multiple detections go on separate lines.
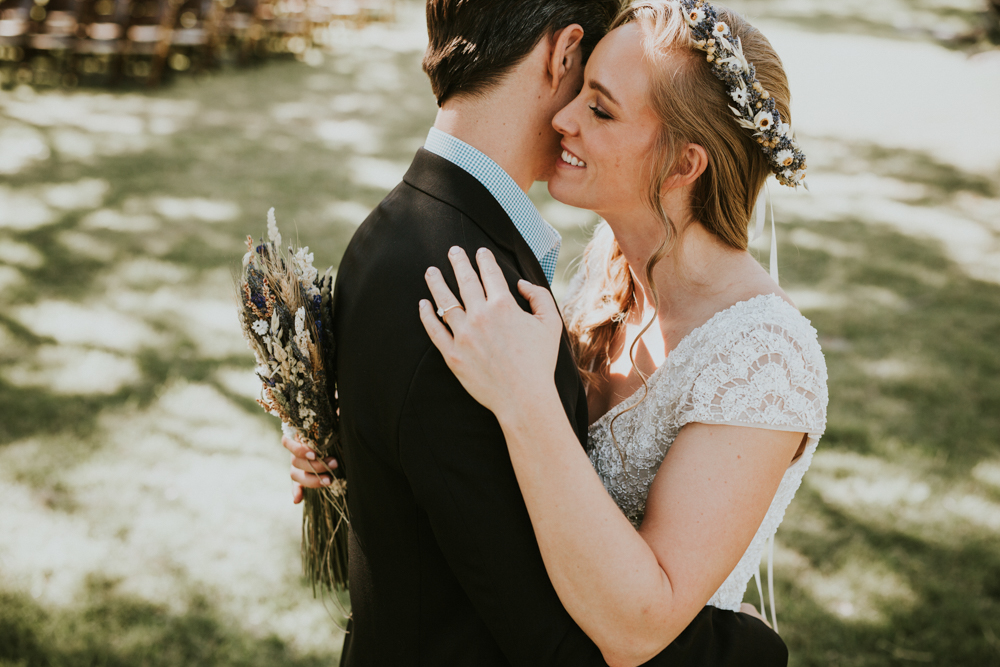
680, 319, 828, 436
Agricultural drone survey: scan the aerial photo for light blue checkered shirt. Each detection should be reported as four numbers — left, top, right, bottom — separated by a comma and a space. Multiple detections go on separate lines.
424, 127, 561, 285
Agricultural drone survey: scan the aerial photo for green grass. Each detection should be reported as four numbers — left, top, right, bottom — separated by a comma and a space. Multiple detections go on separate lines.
0, 577, 333, 667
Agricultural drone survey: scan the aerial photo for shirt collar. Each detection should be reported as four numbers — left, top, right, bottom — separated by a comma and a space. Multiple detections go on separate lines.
423, 127, 561, 285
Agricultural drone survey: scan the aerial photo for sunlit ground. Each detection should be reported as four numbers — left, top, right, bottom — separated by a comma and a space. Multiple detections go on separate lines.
1, 0, 999, 665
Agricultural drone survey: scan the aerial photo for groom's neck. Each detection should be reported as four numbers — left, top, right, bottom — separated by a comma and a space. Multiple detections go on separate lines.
433, 89, 547, 193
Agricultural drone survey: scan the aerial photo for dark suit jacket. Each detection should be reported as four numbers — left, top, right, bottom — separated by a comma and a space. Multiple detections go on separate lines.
333, 148, 788, 666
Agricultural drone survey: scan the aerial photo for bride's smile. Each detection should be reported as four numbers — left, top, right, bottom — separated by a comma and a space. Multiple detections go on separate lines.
549, 23, 662, 224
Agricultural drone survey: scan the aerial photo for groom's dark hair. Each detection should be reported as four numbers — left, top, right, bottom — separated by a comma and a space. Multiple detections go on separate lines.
423, 0, 622, 106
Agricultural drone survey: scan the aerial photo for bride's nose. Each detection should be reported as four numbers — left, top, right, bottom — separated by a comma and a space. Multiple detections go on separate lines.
552, 95, 581, 137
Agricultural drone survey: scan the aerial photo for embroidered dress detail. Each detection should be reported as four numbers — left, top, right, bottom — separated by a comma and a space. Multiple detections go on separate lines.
585, 292, 828, 612
424, 128, 562, 285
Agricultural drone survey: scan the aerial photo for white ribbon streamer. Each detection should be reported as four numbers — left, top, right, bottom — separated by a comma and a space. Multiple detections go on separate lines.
767, 183, 778, 285
753, 537, 779, 634
768, 534, 778, 633
753, 187, 766, 243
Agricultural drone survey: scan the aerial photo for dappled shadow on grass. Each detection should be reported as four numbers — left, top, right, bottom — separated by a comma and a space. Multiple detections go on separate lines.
767, 158, 1000, 662
0, 576, 338, 667
759, 487, 1000, 666
732, 0, 992, 50
782, 218, 1000, 473
852, 144, 999, 201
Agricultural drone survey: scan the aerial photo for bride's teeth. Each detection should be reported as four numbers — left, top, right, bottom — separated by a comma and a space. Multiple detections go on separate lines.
561, 150, 586, 167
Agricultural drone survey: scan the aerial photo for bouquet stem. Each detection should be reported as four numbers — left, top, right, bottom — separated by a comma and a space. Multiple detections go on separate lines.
302, 486, 350, 593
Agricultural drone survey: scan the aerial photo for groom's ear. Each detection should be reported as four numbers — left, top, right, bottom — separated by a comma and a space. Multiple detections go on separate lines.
548, 24, 585, 94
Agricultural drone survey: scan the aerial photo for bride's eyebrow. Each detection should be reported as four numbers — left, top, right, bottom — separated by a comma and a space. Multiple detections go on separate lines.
588, 80, 620, 107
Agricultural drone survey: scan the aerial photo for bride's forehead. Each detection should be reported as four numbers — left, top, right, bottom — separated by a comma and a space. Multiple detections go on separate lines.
585, 26, 656, 103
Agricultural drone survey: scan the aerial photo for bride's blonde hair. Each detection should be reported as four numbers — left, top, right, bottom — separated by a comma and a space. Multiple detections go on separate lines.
565, 1, 793, 390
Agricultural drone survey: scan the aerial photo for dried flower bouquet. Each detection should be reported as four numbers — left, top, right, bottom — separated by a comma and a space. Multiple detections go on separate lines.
236, 208, 348, 592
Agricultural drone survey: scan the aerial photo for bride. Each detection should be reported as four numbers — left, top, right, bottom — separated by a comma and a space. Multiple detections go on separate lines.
416, 1, 827, 664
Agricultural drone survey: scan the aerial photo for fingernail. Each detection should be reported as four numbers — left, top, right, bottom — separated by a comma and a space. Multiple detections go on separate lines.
326, 459, 338, 469
306, 451, 316, 460
321, 477, 331, 486
518, 279, 530, 287
426, 266, 439, 277
449, 246, 461, 256
419, 299, 430, 310
477, 247, 488, 256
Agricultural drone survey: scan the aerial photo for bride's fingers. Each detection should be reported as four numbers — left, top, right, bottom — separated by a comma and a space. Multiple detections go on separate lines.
418, 299, 456, 358
447, 246, 486, 308
292, 455, 338, 473
282, 434, 315, 460
517, 280, 560, 325
424, 266, 466, 327
290, 465, 331, 488
475, 248, 512, 303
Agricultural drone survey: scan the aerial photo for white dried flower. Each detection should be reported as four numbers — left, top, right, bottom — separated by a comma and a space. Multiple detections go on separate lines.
730, 86, 749, 107
713, 21, 730, 37
791, 168, 807, 185
266, 207, 281, 246
777, 122, 792, 137
754, 110, 775, 132
775, 149, 795, 167
293, 307, 313, 354
292, 247, 320, 297
252, 319, 269, 335
684, 7, 706, 26
327, 478, 348, 497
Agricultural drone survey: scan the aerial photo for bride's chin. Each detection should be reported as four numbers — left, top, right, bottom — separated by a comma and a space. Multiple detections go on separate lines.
547, 174, 586, 209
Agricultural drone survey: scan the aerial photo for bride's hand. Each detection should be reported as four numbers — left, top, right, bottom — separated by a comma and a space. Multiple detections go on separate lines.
419, 246, 563, 421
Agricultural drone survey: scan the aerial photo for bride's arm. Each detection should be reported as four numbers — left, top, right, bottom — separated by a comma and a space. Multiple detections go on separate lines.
420, 247, 800, 667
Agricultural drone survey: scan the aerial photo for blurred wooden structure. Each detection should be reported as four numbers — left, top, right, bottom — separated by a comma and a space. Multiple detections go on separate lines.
0, 0, 395, 87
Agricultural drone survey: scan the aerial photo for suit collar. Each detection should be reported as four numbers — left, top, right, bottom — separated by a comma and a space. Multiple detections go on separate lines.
403, 148, 549, 287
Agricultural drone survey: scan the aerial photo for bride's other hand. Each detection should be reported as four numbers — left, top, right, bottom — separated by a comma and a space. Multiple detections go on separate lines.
419, 246, 563, 420
740, 603, 772, 629
282, 432, 338, 504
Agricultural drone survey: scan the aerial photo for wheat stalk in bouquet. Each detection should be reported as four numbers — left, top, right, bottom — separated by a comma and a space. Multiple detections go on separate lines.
236, 208, 348, 593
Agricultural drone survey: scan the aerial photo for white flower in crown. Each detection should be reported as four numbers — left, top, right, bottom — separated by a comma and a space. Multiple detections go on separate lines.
713, 21, 730, 37
791, 168, 807, 185
684, 7, 706, 26
754, 110, 775, 132
730, 86, 749, 107
777, 121, 792, 137
252, 319, 269, 335
775, 149, 796, 168
782, 169, 794, 180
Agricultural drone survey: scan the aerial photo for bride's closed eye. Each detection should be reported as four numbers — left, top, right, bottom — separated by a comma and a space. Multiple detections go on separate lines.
588, 104, 613, 121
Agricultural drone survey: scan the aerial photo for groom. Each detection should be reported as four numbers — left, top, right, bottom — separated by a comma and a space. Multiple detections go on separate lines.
289, 0, 788, 664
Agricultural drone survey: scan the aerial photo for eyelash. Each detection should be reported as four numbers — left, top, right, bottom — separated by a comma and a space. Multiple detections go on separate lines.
588, 104, 613, 121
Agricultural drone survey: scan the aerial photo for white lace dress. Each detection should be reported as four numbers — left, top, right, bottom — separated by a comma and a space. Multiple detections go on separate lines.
586, 293, 829, 612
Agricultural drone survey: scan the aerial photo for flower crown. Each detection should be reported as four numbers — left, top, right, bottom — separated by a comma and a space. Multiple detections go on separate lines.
673, 0, 807, 188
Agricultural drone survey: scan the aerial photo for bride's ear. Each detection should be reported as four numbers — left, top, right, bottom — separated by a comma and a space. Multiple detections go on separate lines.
548, 24, 585, 94
663, 143, 710, 190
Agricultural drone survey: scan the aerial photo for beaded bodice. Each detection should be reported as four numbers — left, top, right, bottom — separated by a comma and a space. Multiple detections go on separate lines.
585, 293, 828, 612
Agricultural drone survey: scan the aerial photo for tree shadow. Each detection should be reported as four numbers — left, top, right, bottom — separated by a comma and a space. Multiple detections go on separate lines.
0, 575, 339, 667
732, 0, 994, 50
755, 487, 1000, 666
